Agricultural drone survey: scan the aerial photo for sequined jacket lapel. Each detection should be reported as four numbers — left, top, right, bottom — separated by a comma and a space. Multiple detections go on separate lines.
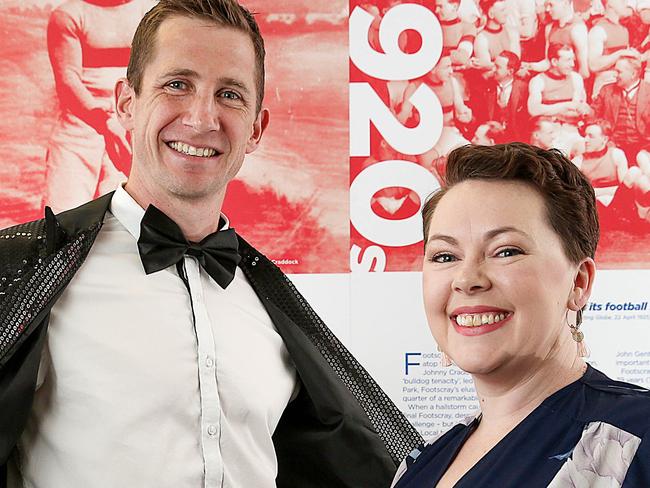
0, 193, 421, 487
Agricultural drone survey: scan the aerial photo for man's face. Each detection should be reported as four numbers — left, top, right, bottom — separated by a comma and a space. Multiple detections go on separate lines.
584, 125, 608, 153
494, 55, 511, 81
117, 15, 268, 202
615, 59, 638, 88
533, 121, 558, 149
489, 1, 508, 25
606, 0, 629, 16
435, 0, 459, 21
552, 49, 575, 75
545, 0, 567, 20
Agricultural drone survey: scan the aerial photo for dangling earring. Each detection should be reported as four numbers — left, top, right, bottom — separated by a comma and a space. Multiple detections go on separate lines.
568, 308, 590, 358
437, 344, 453, 367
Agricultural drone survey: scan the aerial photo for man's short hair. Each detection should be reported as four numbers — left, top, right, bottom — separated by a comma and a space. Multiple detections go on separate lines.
497, 50, 521, 72
581, 118, 612, 139
547, 43, 573, 62
617, 56, 643, 78
480, 0, 504, 15
127, 0, 266, 113
422, 143, 599, 263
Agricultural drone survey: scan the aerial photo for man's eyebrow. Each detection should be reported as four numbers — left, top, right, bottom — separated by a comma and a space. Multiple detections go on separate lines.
158, 68, 200, 80
219, 77, 252, 95
426, 227, 529, 245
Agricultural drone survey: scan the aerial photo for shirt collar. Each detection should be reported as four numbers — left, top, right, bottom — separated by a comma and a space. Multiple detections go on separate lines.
498, 78, 513, 90
109, 184, 230, 241
624, 81, 641, 98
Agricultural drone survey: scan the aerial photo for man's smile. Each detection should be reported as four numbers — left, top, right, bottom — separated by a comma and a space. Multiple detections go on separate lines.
166, 140, 220, 158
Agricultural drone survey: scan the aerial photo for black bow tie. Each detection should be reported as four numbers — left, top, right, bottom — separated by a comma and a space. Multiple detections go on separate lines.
137, 205, 241, 289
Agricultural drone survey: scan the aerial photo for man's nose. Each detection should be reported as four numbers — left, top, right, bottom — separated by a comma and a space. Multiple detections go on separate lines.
183, 93, 220, 132
451, 260, 491, 294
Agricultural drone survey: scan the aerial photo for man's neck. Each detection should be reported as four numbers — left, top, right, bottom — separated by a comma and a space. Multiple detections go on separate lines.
547, 68, 566, 80
124, 176, 225, 243
440, 15, 461, 25
486, 19, 502, 31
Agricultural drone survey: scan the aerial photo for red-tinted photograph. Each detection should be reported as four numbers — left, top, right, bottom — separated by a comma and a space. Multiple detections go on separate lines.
0, 0, 349, 273
351, 0, 650, 270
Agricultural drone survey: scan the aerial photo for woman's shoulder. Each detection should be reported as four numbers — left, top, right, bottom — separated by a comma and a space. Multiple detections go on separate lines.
390, 411, 480, 488
577, 365, 650, 437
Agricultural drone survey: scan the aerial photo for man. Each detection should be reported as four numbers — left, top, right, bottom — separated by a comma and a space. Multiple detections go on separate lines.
471, 120, 507, 145
0, 1, 421, 487
435, 0, 477, 67
527, 44, 589, 120
520, 0, 590, 78
479, 50, 528, 137
44, 0, 155, 213
545, 0, 590, 78
573, 120, 628, 207
529, 115, 561, 149
472, 0, 520, 70
593, 56, 650, 165
588, 0, 637, 97
405, 55, 471, 169
575, 121, 650, 231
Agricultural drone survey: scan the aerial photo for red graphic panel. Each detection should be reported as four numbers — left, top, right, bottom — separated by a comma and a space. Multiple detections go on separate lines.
349, 0, 650, 271
0, 0, 349, 274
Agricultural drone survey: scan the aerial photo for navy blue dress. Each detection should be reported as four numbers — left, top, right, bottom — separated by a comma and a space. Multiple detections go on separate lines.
392, 365, 650, 487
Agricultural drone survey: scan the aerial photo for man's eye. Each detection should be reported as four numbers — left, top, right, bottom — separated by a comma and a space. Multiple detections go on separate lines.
495, 248, 523, 258
430, 253, 457, 263
166, 81, 187, 90
220, 91, 241, 100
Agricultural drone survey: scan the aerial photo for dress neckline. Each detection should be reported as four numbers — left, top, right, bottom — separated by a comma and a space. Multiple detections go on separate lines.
434, 364, 592, 487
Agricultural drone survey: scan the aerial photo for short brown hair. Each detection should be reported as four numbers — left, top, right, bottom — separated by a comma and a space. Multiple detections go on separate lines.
422, 143, 599, 263
127, 0, 266, 113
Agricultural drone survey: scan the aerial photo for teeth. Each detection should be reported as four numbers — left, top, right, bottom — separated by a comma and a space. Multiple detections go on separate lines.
168, 141, 217, 157
454, 312, 510, 327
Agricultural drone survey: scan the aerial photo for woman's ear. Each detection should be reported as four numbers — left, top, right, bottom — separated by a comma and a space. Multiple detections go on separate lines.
568, 257, 596, 311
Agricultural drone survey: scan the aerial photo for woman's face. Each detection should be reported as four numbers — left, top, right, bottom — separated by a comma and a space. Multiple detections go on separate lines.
422, 180, 583, 377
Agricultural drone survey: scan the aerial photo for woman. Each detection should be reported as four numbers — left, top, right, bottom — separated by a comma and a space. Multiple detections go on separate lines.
392, 143, 650, 487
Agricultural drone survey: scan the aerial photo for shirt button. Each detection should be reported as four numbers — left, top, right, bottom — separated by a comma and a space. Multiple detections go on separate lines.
207, 425, 217, 436
206, 357, 214, 368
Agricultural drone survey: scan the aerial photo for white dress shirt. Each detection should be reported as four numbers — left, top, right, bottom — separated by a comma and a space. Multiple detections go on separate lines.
14, 185, 298, 488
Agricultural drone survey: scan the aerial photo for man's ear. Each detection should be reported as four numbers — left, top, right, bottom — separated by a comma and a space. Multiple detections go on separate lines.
568, 257, 596, 311
115, 78, 136, 131
246, 108, 270, 154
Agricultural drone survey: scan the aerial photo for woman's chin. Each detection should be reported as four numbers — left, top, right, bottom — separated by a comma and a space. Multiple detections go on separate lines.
452, 355, 501, 376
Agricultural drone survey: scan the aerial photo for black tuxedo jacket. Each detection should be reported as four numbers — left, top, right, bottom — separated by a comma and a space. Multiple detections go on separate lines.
0, 193, 421, 487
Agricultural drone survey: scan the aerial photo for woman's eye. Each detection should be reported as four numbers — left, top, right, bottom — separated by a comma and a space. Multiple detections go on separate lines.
431, 253, 457, 263
495, 248, 523, 258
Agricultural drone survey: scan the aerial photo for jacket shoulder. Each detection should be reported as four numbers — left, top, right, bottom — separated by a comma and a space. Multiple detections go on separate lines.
0, 218, 48, 276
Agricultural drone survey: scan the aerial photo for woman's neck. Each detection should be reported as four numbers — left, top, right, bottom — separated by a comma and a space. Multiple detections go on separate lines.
471, 337, 586, 431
